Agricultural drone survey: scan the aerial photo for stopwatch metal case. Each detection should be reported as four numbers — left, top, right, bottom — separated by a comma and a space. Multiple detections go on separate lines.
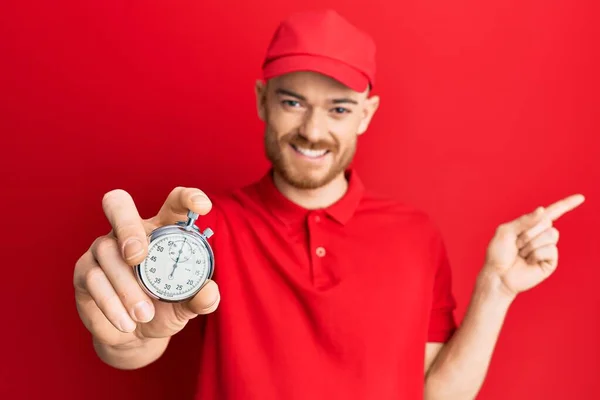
134, 211, 215, 303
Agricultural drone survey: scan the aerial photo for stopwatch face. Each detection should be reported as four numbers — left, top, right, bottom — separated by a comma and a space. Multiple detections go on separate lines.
136, 230, 213, 302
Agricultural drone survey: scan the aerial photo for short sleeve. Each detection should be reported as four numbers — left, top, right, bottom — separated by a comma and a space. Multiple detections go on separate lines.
427, 227, 458, 343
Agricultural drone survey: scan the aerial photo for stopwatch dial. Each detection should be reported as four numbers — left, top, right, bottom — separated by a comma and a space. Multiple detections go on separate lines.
168, 239, 193, 263
141, 232, 211, 302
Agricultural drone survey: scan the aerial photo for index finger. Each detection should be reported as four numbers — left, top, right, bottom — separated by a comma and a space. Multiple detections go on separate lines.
102, 189, 148, 265
543, 194, 585, 221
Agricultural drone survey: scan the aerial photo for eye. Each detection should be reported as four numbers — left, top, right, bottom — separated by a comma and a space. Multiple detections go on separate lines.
282, 100, 301, 108
332, 107, 350, 114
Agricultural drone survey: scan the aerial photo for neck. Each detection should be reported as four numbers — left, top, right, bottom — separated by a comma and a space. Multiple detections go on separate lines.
272, 170, 349, 210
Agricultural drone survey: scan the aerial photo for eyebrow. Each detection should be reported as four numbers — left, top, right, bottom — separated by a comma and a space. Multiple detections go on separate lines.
275, 88, 359, 105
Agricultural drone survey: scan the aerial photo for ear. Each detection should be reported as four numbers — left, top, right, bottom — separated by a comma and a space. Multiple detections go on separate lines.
357, 95, 380, 135
255, 79, 268, 122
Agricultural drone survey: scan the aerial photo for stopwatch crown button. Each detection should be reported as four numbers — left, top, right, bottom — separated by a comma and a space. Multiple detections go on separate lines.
202, 228, 214, 239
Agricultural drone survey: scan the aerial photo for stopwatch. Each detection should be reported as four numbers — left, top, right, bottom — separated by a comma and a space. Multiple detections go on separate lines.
134, 210, 215, 303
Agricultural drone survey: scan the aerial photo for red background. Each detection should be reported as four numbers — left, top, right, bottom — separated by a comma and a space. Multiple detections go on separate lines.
2, 0, 598, 399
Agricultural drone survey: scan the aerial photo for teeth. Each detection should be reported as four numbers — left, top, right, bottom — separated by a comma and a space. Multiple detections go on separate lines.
294, 146, 327, 158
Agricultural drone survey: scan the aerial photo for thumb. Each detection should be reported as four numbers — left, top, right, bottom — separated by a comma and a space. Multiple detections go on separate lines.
184, 280, 221, 315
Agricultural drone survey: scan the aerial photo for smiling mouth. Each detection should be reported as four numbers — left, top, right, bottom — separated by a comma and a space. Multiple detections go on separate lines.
290, 144, 330, 159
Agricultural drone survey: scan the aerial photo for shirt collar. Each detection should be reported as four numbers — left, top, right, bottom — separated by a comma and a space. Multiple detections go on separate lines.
255, 168, 365, 226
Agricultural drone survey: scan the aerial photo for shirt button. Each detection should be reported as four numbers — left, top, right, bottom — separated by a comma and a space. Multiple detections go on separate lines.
314, 215, 321, 223
315, 247, 326, 257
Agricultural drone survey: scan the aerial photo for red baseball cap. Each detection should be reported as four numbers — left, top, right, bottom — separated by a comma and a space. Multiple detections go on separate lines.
262, 10, 376, 92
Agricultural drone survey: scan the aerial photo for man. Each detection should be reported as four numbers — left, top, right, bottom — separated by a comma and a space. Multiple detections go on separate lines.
73, 9, 584, 400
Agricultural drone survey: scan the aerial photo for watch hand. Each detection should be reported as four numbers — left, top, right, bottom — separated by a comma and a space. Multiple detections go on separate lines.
169, 239, 187, 279
175, 238, 187, 263
169, 263, 177, 279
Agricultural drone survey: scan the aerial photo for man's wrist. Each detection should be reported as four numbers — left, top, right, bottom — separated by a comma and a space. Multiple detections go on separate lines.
475, 267, 517, 308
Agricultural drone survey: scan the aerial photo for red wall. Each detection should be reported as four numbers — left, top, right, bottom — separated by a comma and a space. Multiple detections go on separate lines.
2, 1, 599, 399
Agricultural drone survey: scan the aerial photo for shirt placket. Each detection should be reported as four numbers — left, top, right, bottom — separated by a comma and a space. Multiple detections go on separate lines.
307, 211, 328, 287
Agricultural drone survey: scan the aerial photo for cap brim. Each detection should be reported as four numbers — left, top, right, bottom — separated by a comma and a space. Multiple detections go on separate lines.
262, 54, 370, 93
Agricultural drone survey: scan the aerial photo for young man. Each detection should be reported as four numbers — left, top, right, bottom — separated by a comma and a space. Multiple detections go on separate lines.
73, 9, 584, 400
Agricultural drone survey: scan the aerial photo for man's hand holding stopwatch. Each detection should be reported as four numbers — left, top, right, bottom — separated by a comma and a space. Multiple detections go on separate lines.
73, 187, 220, 369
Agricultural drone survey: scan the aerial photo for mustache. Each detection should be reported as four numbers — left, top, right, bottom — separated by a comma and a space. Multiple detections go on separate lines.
285, 134, 337, 151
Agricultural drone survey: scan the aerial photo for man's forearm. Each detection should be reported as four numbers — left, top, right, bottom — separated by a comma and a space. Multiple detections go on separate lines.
424, 268, 515, 400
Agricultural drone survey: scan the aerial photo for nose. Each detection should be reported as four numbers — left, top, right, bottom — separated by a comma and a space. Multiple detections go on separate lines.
300, 109, 328, 142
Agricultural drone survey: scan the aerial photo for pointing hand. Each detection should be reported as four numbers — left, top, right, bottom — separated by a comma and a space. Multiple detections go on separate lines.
483, 194, 585, 297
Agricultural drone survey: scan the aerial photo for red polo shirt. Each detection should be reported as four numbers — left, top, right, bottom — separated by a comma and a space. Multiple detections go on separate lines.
193, 168, 457, 400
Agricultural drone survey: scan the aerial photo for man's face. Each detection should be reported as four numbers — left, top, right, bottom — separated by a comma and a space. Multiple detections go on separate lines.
256, 71, 379, 189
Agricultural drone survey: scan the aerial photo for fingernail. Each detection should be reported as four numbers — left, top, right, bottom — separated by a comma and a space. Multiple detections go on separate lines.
119, 314, 137, 332
191, 194, 211, 206
133, 301, 154, 322
123, 238, 144, 261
